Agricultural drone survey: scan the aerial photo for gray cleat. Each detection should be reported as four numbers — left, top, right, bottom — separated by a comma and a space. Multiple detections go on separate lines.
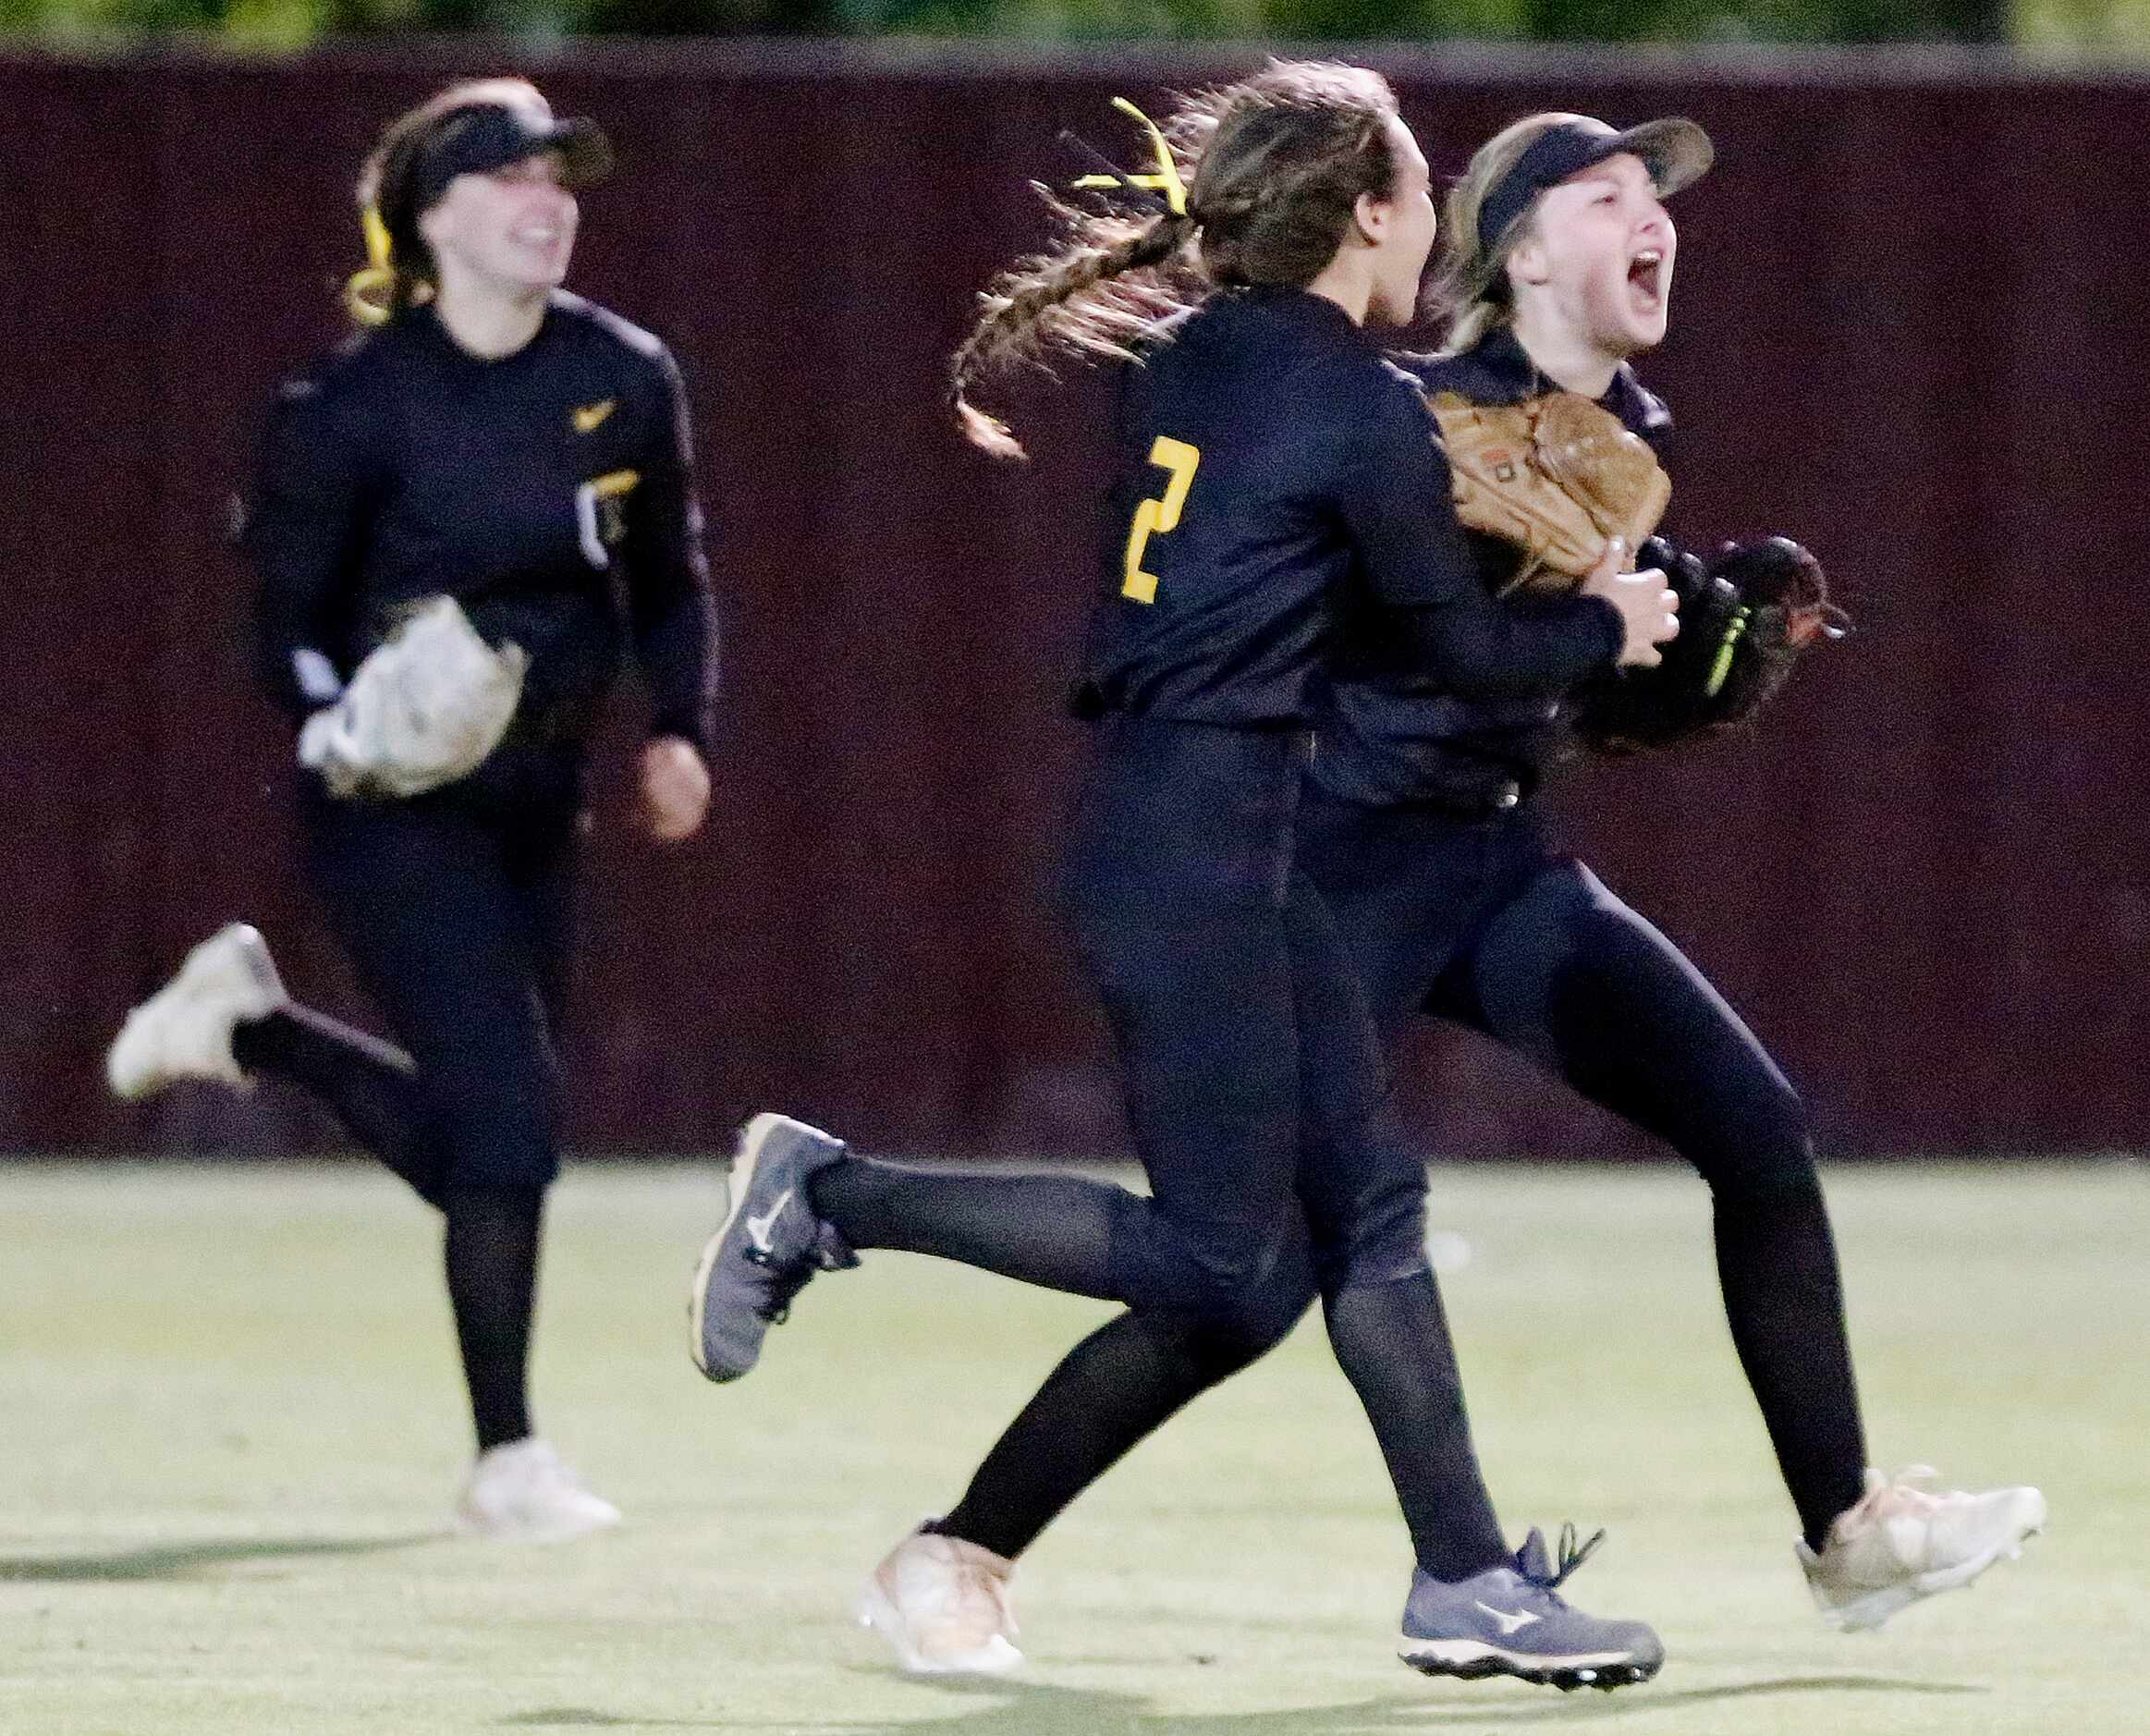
1398, 1524, 1663, 1693
689, 1113, 856, 1382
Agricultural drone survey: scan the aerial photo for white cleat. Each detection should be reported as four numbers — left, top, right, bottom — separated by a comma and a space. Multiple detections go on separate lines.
856, 1522, 1023, 1675
106, 923, 289, 1099
1798, 1465, 2046, 1632
453, 1438, 621, 1544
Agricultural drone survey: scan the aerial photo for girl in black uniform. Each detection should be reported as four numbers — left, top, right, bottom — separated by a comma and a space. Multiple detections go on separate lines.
1301, 111, 2040, 1632
108, 79, 716, 1541
837, 110, 2043, 1643
690, 66, 1676, 1687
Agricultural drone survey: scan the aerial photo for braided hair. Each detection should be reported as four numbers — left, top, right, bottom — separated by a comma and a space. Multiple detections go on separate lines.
951, 61, 1406, 458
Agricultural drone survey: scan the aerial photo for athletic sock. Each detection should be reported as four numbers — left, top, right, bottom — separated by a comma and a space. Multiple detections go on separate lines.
1713, 1181, 1868, 1550
443, 1187, 544, 1454
811, 1155, 1127, 1300
1324, 1272, 1510, 1581
935, 1310, 1277, 1559
231, 1005, 443, 1201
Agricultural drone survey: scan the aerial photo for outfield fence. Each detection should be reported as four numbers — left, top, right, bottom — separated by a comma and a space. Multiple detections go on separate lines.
3, 43, 2144, 1160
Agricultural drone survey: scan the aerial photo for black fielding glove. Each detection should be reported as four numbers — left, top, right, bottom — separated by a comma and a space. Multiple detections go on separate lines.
1572, 535, 1849, 755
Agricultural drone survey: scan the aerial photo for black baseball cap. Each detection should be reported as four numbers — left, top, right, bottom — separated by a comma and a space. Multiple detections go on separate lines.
1476, 116, 1714, 253
409, 102, 613, 214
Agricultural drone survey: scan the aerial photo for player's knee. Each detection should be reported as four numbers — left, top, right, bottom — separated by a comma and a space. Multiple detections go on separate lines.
1699, 1089, 1823, 1213
1303, 1167, 1428, 1297
435, 1095, 560, 1193
422, 1055, 562, 1192
1314, 1213, 1430, 1297
1168, 1244, 1316, 1357
1179, 1296, 1312, 1378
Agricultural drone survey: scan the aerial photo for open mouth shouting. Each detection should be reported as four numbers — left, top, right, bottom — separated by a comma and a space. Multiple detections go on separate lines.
1626, 247, 1667, 313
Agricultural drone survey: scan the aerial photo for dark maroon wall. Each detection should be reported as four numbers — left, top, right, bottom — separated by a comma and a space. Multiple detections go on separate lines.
4, 43, 2144, 1160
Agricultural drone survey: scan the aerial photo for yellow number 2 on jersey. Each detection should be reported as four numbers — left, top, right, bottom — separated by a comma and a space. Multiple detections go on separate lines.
1121, 436, 1202, 605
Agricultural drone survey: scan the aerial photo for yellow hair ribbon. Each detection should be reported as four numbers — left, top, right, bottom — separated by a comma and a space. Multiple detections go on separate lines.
344, 202, 396, 326
1071, 95, 1190, 217
361, 202, 392, 270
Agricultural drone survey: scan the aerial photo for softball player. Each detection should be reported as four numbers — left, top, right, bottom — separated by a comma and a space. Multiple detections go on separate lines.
690, 65, 1678, 1688
1302, 110, 2043, 1632
107, 78, 716, 1540
768, 110, 2044, 1656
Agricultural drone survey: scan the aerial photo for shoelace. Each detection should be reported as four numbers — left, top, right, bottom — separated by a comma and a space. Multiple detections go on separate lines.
972, 1567, 1016, 1632
742, 1245, 818, 1324
920, 1545, 1016, 1632
1858, 1465, 1972, 1522
742, 1224, 858, 1325
1519, 1522, 1608, 1603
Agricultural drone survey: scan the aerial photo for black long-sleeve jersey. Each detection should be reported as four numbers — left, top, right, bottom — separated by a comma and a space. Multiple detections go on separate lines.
1311, 326, 1672, 811
1074, 287, 1619, 727
241, 291, 716, 754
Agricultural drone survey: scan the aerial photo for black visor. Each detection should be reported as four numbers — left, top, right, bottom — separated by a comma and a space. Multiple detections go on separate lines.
412, 104, 613, 213
1475, 116, 1714, 254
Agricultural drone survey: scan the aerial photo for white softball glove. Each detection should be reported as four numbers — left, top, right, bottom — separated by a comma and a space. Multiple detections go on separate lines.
298, 596, 527, 799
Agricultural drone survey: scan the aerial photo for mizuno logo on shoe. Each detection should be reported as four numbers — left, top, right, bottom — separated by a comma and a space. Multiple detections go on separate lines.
1472, 1601, 1543, 1635
745, 1188, 795, 1255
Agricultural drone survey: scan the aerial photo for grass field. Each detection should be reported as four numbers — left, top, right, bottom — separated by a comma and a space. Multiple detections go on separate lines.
2, 1160, 2144, 1736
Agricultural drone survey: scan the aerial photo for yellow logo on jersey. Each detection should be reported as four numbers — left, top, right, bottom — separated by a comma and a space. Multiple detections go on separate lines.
572, 398, 616, 434
576, 470, 641, 568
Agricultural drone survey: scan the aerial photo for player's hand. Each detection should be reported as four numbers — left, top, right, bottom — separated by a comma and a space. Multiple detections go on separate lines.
1581, 543, 1680, 668
639, 736, 710, 842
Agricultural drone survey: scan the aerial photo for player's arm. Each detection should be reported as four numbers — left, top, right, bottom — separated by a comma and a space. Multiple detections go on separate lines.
622, 348, 717, 751
621, 347, 716, 839
238, 368, 379, 723
1330, 374, 1627, 699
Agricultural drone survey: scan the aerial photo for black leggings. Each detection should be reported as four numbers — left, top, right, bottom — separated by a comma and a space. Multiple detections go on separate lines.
228, 773, 580, 1452
1308, 790, 1866, 1547
290, 780, 578, 1201
1062, 719, 1423, 1319
812, 719, 1509, 1577
888, 787, 1868, 1561
822, 723, 1417, 1328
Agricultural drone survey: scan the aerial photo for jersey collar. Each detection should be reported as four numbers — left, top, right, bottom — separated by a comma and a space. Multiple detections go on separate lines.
1411, 326, 1672, 446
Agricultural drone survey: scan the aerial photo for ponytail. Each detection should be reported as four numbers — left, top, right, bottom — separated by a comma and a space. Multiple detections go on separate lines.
950, 63, 1401, 458
951, 204, 1198, 459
